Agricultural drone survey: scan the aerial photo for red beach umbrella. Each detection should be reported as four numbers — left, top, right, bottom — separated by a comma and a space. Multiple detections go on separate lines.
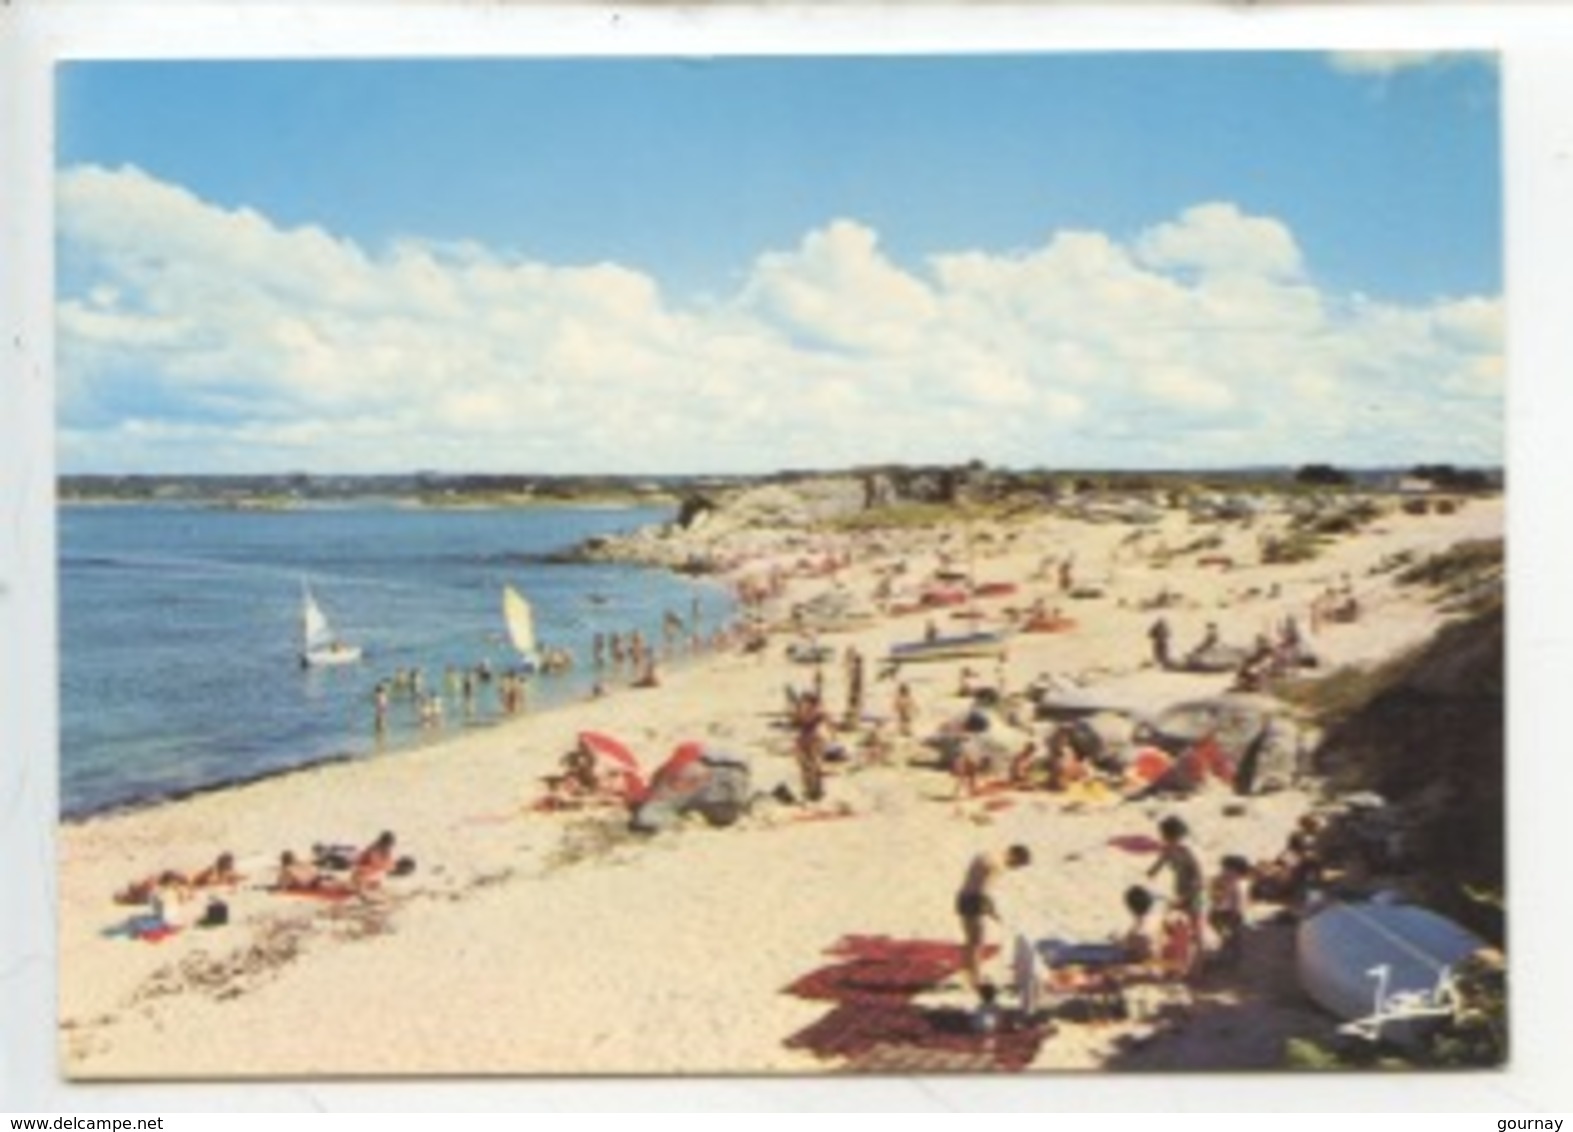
577, 730, 648, 801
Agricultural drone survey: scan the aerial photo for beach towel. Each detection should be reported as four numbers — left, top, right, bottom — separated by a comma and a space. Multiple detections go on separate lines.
1129, 747, 1173, 785
1108, 834, 1164, 855
1013, 934, 1043, 1015
1037, 939, 1130, 969
1061, 779, 1115, 805
103, 912, 183, 943
783, 935, 1049, 1071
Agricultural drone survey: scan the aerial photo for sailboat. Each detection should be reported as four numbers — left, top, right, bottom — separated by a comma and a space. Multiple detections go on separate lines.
300, 581, 363, 668
503, 584, 540, 673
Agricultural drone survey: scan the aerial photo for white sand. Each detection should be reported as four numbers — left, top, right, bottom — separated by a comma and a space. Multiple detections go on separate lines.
56, 496, 1502, 1077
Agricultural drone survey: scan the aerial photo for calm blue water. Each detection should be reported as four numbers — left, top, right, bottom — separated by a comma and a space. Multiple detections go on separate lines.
59, 504, 731, 818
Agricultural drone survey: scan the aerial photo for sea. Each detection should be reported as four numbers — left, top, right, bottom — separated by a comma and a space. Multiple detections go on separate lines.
58, 502, 733, 819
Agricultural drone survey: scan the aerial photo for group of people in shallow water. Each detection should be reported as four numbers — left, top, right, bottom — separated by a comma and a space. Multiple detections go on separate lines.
112, 831, 416, 933
954, 812, 1330, 1014
372, 598, 760, 733
373, 661, 533, 735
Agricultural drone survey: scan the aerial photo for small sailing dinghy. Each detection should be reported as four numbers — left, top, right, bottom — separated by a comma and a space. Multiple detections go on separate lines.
1296, 896, 1484, 1049
885, 629, 1011, 665
300, 581, 363, 668
503, 585, 541, 673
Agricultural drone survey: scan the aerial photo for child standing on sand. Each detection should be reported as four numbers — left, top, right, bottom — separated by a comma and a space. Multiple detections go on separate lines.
1147, 816, 1204, 964
894, 683, 916, 737
955, 844, 1033, 993
1207, 855, 1253, 966
1120, 884, 1158, 963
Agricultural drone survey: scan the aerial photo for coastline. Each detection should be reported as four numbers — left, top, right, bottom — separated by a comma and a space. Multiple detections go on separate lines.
57, 493, 1505, 1076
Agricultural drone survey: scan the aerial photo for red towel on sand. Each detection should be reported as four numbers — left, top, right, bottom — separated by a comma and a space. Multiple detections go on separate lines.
1108, 834, 1164, 855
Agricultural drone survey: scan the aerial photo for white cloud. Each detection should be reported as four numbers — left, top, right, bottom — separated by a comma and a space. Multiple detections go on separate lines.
55, 164, 1503, 473
741, 219, 937, 354
1136, 203, 1304, 281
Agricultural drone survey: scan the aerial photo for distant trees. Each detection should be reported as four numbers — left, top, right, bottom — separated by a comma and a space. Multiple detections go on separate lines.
1294, 463, 1352, 487
1411, 464, 1494, 493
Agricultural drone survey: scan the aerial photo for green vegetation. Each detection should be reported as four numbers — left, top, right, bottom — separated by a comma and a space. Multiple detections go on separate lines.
1289, 498, 1385, 536
1261, 530, 1329, 566
1277, 653, 1409, 723
59, 473, 684, 510
1279, 596, 1506, 1071
826, 501, 967, 532
1295, 463, 1354, 487
1395, 538, 1504, 615
1282, 600, 1504, 938
1410, 464, 1496, 493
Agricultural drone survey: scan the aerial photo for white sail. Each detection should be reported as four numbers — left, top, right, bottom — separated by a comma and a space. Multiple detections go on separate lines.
300, 580, 362, 667
303, 585, 332, 651
503, 585, 539, 664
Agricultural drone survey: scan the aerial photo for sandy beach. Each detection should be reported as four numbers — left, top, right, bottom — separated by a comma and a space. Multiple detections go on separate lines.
56, 492, 1504, 1078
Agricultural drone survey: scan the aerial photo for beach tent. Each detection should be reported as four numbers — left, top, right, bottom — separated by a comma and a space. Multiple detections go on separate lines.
630, 742, 752, 833
1152, 695, 1270, 750
1148, 695, 1307, 794
1233, 715, 1305, 794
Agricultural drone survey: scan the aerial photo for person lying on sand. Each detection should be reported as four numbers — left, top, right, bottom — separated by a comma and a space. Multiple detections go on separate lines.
114, 869, 186, 908
539, 747, 606, 808
114, 852, 241, 905
189, 852, 242, 888
272, 850, 358, 898
351, 831, 399, 889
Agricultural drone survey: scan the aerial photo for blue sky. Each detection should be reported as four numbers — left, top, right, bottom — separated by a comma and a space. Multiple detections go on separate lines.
55, 52, 1503, 474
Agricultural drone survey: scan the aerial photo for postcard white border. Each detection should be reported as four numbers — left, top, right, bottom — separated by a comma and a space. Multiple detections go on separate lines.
4, 1, 1571, 1112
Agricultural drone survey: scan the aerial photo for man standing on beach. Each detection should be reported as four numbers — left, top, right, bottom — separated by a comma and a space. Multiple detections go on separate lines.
894, 683, 917, 737
955, 844, 1033, 993
1148, 616, 1173, 669
795, 692, 830, 803
844, 646, 865, 726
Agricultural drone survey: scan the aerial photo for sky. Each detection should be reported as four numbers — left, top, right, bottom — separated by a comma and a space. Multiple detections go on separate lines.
53, 51, 1503, 475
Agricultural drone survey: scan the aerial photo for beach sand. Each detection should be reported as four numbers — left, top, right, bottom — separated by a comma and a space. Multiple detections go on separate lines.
56, 495, 1503, 1077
